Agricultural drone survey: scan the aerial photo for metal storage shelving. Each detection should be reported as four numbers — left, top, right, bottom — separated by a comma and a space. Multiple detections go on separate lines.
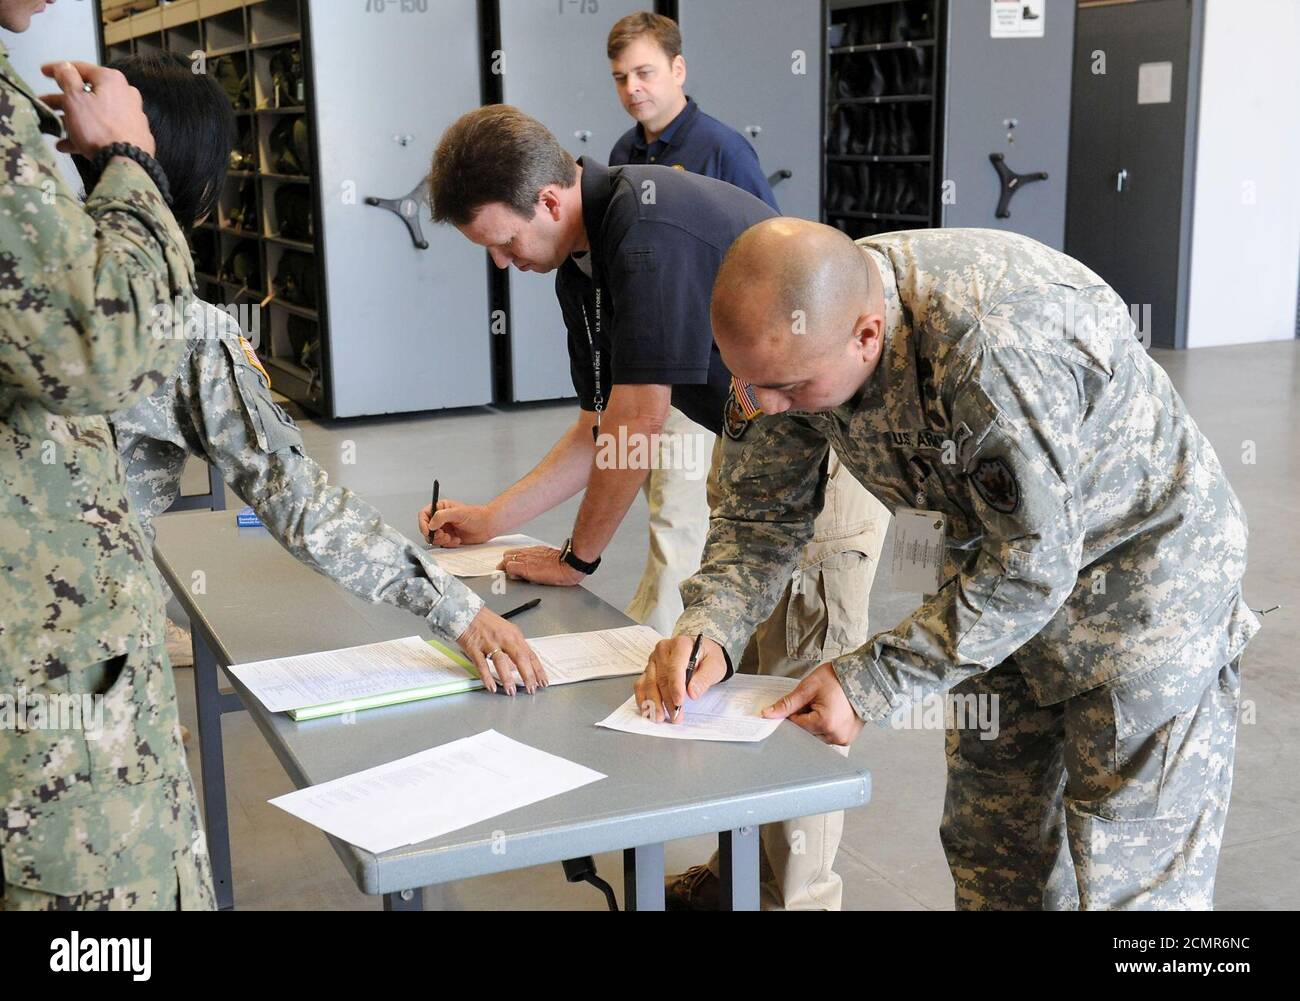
104, 0, 331, 413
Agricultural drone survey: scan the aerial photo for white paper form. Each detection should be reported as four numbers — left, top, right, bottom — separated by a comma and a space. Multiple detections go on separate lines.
426, 535, 552, 578
509, 625, 659, 686
229, 636, 474, 714
269, 730, 606, 854
596, 674, 799, 742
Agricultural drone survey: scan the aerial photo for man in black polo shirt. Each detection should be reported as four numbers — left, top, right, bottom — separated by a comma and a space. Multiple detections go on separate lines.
422, 104, 753, 571
422, 106, 877, 909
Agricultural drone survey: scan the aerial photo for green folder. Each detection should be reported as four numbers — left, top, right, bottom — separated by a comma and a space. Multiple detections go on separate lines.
287, 640, 481, 721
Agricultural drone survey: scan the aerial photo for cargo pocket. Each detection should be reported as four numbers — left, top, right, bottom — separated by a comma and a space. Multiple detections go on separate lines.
1064, 806, 1195, 910
250, 393, 304, 454
785, 549, 876, 662
1, 779, 194, 904
1108, 673, 1219, 820
83, 646, 184, 794
219, 337, 304, 455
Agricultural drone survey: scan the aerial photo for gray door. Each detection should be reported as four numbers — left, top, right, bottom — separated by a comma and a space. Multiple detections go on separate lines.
942, 0, 1075, 249
1067, 0, 1195, 349
307, 0, 492, 417
676, 0, 823, 220
498, 0, 645, 403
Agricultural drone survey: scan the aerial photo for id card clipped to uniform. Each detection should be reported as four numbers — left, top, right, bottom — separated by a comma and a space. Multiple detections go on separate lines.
891, 507, 947, 595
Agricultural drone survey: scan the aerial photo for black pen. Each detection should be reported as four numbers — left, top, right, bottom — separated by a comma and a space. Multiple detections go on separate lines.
674, 633, 704, 722
501, 598, 541, 621
428, 479, 439, 544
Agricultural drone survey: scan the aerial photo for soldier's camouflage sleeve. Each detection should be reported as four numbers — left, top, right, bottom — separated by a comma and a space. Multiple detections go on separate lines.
113, 306, 483, 642
674, 414, 829, 668
0, 62, 192, 415
835, 332, 1086, 724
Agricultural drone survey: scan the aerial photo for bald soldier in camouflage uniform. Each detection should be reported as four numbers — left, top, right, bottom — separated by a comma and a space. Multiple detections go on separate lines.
106, 302, 540, 691
641, 221, 1259, 909
1, 38, 214, 907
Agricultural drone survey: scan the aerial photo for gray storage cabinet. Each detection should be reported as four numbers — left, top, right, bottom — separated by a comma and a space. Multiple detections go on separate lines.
307, 0, 493, 417
941, 0, 1076, 248
677, 0, 825, 221
497, 0, 647, 403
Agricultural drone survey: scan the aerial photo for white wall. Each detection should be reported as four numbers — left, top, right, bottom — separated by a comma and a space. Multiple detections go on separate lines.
1, 0, 101, 191
1186, 0, 1300, 347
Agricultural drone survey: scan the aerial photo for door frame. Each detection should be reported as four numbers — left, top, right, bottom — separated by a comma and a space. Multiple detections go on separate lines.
1173, 0, 1207, 350
1072, 0, 1205, 350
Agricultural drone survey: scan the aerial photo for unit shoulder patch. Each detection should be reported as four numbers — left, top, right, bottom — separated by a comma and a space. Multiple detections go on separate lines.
723, 387, 751, 441
970, 456, 1020, 514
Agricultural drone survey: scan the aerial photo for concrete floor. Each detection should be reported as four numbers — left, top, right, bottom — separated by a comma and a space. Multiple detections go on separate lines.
165, 339, 1299, 910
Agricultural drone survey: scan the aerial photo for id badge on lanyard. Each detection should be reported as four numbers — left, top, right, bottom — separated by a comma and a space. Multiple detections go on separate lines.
582, 286, 605, 442
890, 507, 948, 596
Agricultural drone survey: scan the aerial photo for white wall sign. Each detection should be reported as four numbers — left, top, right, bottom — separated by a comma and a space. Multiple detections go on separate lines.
1138, 61, 1175, 105
991, 0, 1046, 39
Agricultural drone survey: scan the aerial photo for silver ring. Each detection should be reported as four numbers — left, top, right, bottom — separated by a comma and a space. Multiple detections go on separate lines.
485, 648, 501, 662
82, 82, 94, 94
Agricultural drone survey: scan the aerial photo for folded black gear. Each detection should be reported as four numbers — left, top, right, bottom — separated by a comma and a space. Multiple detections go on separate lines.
274, 250, 318, 309
220, 239, 261, 290
269, 116, 311, 176
275, 184, 314, 241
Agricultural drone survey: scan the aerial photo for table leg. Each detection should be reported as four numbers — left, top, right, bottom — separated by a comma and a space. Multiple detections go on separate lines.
718, 826, 760, 911
383, 888, 424, 911
192, 627, 234, 911
622, 844, 666, 911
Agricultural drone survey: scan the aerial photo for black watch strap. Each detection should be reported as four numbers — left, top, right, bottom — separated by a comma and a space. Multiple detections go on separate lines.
560, 538, 601, 576
94, 142, 173, 207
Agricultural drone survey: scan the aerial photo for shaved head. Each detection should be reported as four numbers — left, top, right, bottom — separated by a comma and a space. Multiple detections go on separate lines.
713, 218, 876, 360
711, 219, 887, 414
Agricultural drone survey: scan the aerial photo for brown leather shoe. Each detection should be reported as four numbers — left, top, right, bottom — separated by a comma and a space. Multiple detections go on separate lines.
665, 865, 720, 911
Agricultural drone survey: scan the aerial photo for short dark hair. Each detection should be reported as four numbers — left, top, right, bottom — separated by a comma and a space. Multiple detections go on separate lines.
607, 11, 682, 61
429, 105, 577, 227
74, 52, 234, 230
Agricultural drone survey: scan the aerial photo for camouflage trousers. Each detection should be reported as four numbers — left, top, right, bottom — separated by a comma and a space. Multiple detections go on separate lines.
941, 656, 1242, 910
1, 643, 215, 911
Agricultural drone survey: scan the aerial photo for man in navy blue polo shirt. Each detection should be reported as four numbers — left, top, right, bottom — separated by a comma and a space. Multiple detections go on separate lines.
607, 13, 778, 209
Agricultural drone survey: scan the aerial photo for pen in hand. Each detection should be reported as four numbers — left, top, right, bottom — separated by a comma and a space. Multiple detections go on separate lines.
427, 479, 439, 544
673, 633, 703, 722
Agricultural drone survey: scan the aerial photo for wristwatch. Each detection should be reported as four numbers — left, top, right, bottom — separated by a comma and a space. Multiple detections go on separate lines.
560, 538, 602, 576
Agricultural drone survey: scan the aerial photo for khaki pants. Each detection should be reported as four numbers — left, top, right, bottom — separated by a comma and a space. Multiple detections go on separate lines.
625, 408, 715, 637
701, 441, 889, 909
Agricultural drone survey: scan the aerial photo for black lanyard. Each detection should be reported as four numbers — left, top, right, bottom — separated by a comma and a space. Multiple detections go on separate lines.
580, 286, 604, 442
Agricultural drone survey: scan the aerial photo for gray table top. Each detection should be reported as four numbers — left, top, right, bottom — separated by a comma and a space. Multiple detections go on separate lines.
154, 508, 871, 895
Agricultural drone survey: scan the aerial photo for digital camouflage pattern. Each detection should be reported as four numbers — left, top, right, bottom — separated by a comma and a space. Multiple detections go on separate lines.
0, 44, 194, 670
2, 644, 215, 910
943, 652, 1241, 910
0, 44, 213, 909
677, 228, 1259, 909
109, 300, 484, 643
